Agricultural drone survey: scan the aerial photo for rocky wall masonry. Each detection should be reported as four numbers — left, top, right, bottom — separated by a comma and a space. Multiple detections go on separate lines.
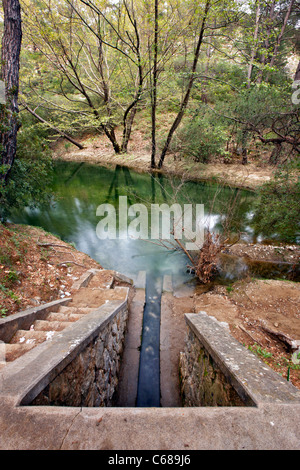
32, 306, 128, 407
180, 312, 300, 408
179, 329, 245, 407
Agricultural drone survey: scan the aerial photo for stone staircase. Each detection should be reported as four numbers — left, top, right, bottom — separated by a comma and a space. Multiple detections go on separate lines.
0, 269, 131, 367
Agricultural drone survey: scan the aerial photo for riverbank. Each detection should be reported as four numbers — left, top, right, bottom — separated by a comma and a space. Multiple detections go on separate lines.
0, 224, 103, 317
52, 130, 276, 191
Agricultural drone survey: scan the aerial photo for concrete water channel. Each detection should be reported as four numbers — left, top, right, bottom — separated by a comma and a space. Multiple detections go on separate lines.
114, 268, 180, 408
136, 271, 162, 407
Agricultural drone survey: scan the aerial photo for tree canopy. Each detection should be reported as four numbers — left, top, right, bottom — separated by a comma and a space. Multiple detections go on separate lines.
0, 0, 299, 222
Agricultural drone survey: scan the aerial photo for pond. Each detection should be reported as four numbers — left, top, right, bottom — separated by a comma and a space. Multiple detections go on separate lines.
11, 160, 259, 288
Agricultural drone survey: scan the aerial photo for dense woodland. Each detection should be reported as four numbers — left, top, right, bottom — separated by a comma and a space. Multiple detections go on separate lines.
0, 0, 299, 239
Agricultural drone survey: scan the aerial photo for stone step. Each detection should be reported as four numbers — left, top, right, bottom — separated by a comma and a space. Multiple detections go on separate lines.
58, 306, 96, 315
87, 271, 114, 289
32, 320, 73, 332
4, 343, 36, 362
70, 287, 128, 308
163, 274, 173, 293
46, 312, 84, 322
10, 329, 56, 345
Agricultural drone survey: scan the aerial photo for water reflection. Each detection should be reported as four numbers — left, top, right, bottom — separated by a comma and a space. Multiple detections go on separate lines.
10, 161, 257, 286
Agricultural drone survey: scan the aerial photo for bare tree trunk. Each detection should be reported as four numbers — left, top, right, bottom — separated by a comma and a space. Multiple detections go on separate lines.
241, 130, 248, 165
151, 0, 158, 169
294, 60, 300, 81
158, 0, 211, 169
121, 101, 138, 153
102, 124, 121, 153
265, 0, 295, 82
257, 0, 276, 84
0, 0, 22, 183
269, 142, 282, 165
95, 17, 121, 153
120, 5, 143, 154
247, 0, 260, 88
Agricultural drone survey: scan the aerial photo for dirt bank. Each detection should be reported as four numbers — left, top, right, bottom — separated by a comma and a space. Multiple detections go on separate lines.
51, 132, 300, 390
192, 277, 300, 389
53, 129, 275, 191
0, 223, 102, 317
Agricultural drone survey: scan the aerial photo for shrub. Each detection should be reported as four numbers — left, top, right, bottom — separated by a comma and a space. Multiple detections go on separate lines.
175, 108, 228, 163
252, 163, 300, 243
0, 124, 53, 221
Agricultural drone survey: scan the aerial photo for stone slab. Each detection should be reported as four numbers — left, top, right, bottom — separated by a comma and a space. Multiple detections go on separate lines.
134, 271, 146, 289
1, 401, 300, 449
162, 274, 173, 293
185, 311, 300, 406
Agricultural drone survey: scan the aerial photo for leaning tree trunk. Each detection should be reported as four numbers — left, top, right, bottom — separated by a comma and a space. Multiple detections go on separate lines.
247, 0, 260, 88
265, 0, 295, 83
150, 0, 158, 169
157, 0, 211, 169
0, 0, 22, 183
294, 61, 300, 81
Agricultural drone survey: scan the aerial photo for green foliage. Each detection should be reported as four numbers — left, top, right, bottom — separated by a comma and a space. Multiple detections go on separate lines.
17, 0, 299, 164
231, 82, 290, 121
0, 283, 20, 303
173, 71, 296, 165
0, 124, 53, 221
0, 307, 8, 318
252, 162, 300, 243
248, 343, 273, 359
3, 269, 19, 285
175, 107, 229, 163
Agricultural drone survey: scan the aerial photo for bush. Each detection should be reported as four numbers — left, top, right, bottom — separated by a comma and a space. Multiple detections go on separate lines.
252, 163, 300, 243
0, 124, 53, 221
175, 108, 228, 163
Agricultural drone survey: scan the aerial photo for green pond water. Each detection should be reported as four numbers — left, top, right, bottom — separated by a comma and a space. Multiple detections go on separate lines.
10, 161, 261, 287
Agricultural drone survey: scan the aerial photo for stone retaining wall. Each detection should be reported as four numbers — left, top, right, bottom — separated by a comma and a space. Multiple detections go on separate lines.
0, 297, 129, 408
180, 312, 300, 407
180, 327, 246, 407
31, 302, 128, 407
